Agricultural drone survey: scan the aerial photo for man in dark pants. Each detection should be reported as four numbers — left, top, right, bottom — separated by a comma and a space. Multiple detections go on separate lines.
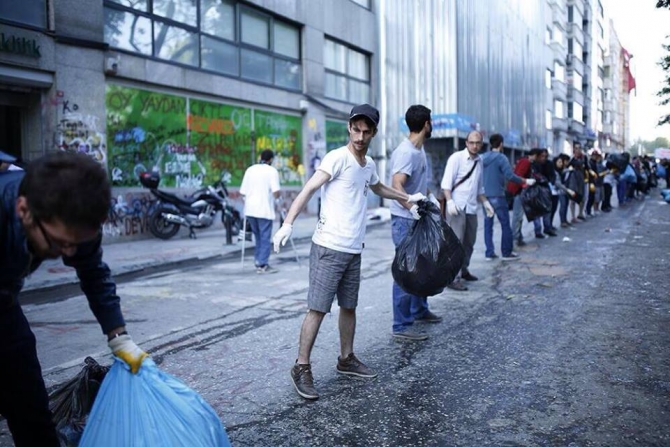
0, 152, 147, 446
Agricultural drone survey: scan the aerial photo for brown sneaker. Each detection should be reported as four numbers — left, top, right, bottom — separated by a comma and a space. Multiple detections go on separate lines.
290, 362, 318, 400
336, 353, 378, 378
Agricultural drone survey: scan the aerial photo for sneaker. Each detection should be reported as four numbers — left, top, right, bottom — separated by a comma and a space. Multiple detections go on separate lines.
447, 280, 468, 291
544, 229, 558, 237
577, 215, 586, 221
485, 254, 499, 261
290, 362, 319, 400
502, 252, 521, 261
415, 311, 443, 323
461, 272, 479, 281
392, 331, 429, 341
560, 222, 569, 228
336, 353, 378, 378
257, 265, 278, 274
517, 239, 527, 247
535, 233, 546, 239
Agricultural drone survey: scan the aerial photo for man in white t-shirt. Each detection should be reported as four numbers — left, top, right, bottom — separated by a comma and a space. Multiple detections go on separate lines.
273, 104, 426, 400
441, 131, 495, 291
240, 149, 281, 274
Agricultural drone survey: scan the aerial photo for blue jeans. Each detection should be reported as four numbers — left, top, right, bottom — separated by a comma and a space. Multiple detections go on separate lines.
484, 196, 514, 257
559, 194, 569, 224
247, 216, 273, 267
533, 213, 552, 234
512, 195, 525, 242
391, 216, 429, 333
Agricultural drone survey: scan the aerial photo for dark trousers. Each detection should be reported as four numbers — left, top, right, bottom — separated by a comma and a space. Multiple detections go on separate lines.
0, 304, 60, 447
602, 183, 613, 210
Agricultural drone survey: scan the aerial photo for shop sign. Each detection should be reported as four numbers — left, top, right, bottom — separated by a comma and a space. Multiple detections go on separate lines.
0, 32, 41, 58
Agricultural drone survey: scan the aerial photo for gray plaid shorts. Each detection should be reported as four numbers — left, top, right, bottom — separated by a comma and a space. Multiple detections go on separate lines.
307, 243, 361, 313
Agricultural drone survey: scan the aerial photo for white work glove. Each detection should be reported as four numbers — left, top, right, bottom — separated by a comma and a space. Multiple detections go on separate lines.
409, 204, 421, 220
525, 178, 536, 186
407, 192, 426, 203
273, 223, 293, 253
108, 334, 148, 374
483, 200, 495, 218
447, 199, 460, 216
428, 193, 440, 208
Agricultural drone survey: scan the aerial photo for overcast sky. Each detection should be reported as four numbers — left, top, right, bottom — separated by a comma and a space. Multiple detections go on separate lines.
604, 0, 670, 142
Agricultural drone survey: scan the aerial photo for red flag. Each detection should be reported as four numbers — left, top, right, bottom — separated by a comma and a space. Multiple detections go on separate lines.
622, 48, 636, 94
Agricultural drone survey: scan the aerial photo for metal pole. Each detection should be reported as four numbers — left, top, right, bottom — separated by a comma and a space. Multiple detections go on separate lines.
240, 216, 247, 268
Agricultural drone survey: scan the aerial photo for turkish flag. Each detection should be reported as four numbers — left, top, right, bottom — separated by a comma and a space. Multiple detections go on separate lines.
622, 48, 636, 93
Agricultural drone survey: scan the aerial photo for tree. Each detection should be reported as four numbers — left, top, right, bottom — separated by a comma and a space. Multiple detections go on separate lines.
658, 1, 670, 126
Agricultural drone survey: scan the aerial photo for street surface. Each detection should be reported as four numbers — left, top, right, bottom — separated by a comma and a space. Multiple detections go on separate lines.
1, 197, 669, 446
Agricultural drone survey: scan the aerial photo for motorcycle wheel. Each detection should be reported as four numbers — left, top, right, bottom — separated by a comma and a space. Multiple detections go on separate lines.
149, 208, 180, 240
222, 213, 240, 236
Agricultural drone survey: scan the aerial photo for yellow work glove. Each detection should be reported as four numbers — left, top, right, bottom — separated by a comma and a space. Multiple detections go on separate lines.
108, 334, 148, 374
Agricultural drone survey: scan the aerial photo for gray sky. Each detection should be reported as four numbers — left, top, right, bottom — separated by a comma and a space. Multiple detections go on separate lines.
604, 0, 670, 142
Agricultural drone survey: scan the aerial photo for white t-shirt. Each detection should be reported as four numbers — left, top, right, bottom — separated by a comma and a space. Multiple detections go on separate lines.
312, 146, 380, 254
239, 163, 281, 220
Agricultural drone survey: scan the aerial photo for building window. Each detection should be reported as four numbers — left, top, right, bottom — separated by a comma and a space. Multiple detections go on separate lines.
0, 0, 47, 28
573, 71, 583, 92
103, 0, 302, 90
553, 25, 564, 47
324, 38, 370, 103
545, 27, 552, 45
546, 110, 552, 130
554, 100, 564, 119
554, 62, 565, 82
572, 102, 583, 123
546, 69, 552, 89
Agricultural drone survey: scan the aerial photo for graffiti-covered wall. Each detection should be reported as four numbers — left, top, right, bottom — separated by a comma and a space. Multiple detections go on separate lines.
105, 85, 303, 188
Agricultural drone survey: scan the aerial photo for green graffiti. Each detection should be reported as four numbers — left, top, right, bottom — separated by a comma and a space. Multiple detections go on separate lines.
326, 120, 349, 152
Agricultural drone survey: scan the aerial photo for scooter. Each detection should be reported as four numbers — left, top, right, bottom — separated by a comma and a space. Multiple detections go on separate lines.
139, 171, 243, 241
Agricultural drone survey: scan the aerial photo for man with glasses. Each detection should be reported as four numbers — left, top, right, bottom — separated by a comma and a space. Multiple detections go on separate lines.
0, 152, 147, 446
441, 131, 495, 291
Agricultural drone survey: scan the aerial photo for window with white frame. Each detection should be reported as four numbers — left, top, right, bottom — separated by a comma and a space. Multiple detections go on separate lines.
554, 100, 564, 119
103, 0, 302, 90
572, 39, 583, 61
571, 102, 583, 123
545, 69, 552, 88
324, 38, 371, 103
545, 27, 552, 45
573, 71, 583, 92
554, 62, 565, 82
546, 110, 552, 129
553, 25, 564, 47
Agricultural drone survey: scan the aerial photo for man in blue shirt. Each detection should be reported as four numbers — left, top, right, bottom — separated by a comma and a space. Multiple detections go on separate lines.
0, 152, 147, 446
481, 134, 534, 261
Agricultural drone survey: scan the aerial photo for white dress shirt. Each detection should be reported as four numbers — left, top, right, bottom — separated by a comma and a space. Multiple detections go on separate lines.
440, 149, 484, 214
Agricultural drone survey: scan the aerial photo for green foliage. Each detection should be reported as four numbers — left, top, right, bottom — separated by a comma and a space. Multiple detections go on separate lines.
658, 1, 670, 126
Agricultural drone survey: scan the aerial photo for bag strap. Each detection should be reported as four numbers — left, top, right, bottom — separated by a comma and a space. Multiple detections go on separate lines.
452, 160, 478, 192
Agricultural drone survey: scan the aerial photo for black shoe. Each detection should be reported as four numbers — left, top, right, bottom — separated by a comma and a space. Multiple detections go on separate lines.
544, 229, 558, 237
485, 254, 499, 261
461, 272, 479, 281
415, 311, 443, 323
577, 215, 586, 221
291, 362, 318, 400
517, 239, 527, 247
447, 280, 468, 291
502, 252, 521, 261
535, 233, 546, 239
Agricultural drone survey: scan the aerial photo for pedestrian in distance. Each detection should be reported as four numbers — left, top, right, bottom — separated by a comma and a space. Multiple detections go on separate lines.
531, 148, 557, 239
0, 152, 148, 447
569, 141, 587, 222
441, 130, 495, 291
389, 105, 443, 342
240, 149, 281, 274
273, 104, 426, 400
481, 133, 534, 262
507, 148, 542, 247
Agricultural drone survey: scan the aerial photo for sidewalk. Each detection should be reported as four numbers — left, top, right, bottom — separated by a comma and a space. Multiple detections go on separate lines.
22, 209, 394, 292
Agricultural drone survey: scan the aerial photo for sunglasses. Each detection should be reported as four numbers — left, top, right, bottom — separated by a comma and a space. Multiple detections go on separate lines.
34, 217, 80, 252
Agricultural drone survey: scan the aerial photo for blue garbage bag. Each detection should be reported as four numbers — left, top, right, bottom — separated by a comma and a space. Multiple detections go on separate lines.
80, 358, 230, 447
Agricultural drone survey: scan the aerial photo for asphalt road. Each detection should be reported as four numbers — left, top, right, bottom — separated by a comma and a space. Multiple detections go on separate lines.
1, 196, 668, 446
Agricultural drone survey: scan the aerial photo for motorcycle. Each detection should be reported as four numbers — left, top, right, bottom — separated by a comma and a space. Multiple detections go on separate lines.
139, 171, 244, 241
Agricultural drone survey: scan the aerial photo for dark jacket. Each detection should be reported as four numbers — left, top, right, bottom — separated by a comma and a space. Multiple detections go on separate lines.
0, 171, 125, 334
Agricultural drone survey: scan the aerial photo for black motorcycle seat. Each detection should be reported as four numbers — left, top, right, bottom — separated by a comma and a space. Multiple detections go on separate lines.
154, 189, 196, 206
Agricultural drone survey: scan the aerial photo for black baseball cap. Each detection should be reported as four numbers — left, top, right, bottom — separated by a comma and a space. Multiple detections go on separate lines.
0, 151, 16, 163
349, 104, 380, 128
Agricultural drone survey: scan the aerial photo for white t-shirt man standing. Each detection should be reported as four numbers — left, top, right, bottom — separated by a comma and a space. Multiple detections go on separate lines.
240, 149, 281, 273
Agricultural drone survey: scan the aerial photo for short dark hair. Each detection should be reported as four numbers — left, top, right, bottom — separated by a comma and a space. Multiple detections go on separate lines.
489, 133, 503, 149
529, 148, 543, 157
405, 105, 432, 133
19, 152, 111, 229
260, 149, 274, 162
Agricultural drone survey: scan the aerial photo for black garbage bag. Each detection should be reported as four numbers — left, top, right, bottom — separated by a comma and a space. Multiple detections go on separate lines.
608, 153, 628, 171
521, 183, 552, 221
392, 201, 465, 297
49, 357, 110, 447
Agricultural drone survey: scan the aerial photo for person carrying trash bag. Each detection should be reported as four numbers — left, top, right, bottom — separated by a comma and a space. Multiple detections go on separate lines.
389, 105, 444, 342
0, 152, 147, 447
392, 200, 465, 307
